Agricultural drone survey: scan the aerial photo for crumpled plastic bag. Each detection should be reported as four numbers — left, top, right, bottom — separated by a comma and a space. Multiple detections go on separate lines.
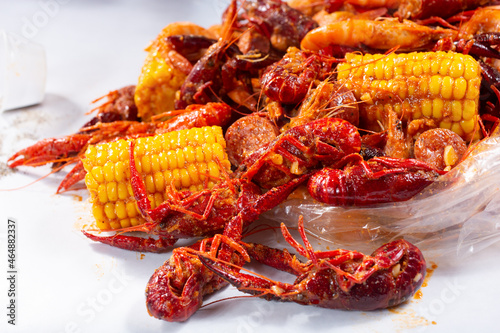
264, 131, 500, 261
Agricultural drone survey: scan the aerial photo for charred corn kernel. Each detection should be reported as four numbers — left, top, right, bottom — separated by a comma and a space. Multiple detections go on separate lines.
82, 126, 231, 230
337, 51, 481, 140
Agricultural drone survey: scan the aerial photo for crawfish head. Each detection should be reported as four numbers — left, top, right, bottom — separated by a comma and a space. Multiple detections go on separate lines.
235, 0, 318, 52
201, 238, 427, 311
145, 246, 228, 322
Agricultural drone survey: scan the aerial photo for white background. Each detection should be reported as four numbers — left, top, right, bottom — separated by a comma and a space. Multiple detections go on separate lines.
0, 0, 499, 332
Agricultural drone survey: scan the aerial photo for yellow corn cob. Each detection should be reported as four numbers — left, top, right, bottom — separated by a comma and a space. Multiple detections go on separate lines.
134, 50, 186, 121
336, 51, 481, 141
135, 22, 215, 121
82, 126, 231, 231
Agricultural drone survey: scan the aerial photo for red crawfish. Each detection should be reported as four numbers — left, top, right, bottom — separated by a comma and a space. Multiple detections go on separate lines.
7, 102, 232, 193
239, 117, 362, 188
200, 216, 427, 311
260, 46, 334, 104
144, 221, 252, 321
308, 154, 445, 206
234, 0, 319, 52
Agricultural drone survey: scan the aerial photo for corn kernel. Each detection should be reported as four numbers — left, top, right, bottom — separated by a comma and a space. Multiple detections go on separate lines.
91, 166, 104, 184
104, 202, 117, 219
110, 221, 121, 230
115, 201, 127, 219
462, 100, 476, 120
453, 77, 467, 100
97, 184, 108, 203
449, 60, 464, 78
117, 183, 128, 200
451, 101, 462, 122
96, 149, 107, 166
85, 172, 98, 189
159, 152, 169, 170
432, 98, 444, 119
103, 162, 114, 182
141, 155, 152, 174
460, 117, 477, 135
145, 174, 155, 193
107, 182, 118, 202
126, 201, 138, 218
422, 99, 432, 117
180, 168, 191, 188
95, 220, 111, 230
120, 218, 131, 228
151, 154, 161, 173
85, 145, 96, 160
451, 122, 464, 137
176, 148, 185, 168
92, 205, 106, 222
154, 171, 165, 192
464, 60, 479, 80
466, 77, 480, 99
167, 150, 177, 169
441, 76, 453, 99
172, 169, 181, 189
439, 120, 452, 129
429, 75, 442, 96
439, 58, 451, 76
183, 146, 196, 164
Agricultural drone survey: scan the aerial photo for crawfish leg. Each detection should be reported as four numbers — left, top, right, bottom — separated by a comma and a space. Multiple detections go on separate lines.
82, 231, 177, 253
56, 159, 87, 193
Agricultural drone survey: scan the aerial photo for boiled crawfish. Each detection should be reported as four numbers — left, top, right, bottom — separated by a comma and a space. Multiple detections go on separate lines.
308, 154, 445, 206
200, 216, 426, 311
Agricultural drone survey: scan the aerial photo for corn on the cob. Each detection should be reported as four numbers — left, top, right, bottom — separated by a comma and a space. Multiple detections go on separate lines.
82, 126, 231, 231
134, 50, 187, 121
134, 22, 215, 120
336, 51, 481, 141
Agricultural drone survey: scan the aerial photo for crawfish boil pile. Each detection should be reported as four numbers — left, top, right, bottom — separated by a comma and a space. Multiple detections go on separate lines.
7, 0, 500, 323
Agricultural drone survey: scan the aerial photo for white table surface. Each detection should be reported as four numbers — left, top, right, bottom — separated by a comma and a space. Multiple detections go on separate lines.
1, 1, 499, 332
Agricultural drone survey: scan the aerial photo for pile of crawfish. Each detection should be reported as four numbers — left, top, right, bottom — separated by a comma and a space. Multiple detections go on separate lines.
7, 0, 500, 323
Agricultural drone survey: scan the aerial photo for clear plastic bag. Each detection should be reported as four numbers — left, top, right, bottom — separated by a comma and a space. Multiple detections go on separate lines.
263, 131, 500, 261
